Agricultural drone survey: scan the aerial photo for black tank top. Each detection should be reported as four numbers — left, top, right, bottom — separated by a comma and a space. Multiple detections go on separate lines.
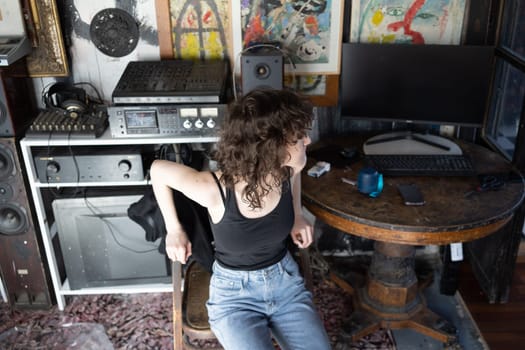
209, 172, 294, 270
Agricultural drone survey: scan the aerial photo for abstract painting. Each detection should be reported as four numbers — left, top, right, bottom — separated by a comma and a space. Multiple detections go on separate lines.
232, 0, 344, 74
168, 0, 231, 60
350, 0, 467, 44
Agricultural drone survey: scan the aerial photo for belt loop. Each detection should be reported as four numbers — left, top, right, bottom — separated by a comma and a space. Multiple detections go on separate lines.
278, 260, 284, 275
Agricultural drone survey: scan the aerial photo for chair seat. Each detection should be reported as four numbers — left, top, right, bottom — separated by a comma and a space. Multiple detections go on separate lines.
182, 261, 215, 340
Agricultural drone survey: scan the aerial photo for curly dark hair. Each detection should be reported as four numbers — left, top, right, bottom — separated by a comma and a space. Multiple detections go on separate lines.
214, 89, 313, 209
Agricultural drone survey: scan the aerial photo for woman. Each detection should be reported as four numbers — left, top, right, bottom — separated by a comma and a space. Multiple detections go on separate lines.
150, 89, 330, 350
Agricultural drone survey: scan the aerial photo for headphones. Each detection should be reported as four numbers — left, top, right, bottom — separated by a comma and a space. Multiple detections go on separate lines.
44, 82, 89, 119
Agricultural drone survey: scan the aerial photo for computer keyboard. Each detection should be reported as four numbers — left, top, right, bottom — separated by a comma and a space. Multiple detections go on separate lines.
365, 154, 476, 176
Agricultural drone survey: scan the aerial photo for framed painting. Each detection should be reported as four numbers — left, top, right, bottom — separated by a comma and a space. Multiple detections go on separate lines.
156, 0, 339, 106
350, 0, 468, 44
25, 0, 69, 77
156, 0, 232, 61
232, 0, 344, 75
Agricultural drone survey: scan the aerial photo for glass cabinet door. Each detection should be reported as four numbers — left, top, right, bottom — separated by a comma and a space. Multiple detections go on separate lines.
483, 0, 525, 161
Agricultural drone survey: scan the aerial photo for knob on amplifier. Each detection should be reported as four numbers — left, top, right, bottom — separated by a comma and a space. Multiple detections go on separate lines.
118, 159, 132, 172
46, 161, 60, 175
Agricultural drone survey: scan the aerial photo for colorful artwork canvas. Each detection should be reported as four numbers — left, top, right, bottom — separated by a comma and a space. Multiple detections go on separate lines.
351, 0, 467, 44
169, 0, 231, 60
232, 0, 344, 74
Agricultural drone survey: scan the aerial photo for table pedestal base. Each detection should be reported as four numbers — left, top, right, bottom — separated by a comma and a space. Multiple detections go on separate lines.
333, 242, 458, 345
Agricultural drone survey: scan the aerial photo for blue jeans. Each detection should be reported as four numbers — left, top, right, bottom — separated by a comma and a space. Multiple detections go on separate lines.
206, 251, 331, 350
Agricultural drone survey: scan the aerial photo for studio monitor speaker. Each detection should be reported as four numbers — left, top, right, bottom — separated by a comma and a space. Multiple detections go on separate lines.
241, 51, 283, 95
0, 138, 53, 308
0, 68, 38, 137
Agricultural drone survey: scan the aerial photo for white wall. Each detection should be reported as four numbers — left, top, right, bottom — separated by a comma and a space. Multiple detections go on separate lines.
65, 1, 160, 102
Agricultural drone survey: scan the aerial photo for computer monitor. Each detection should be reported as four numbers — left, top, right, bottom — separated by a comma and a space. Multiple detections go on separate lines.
339, 43, 495, 128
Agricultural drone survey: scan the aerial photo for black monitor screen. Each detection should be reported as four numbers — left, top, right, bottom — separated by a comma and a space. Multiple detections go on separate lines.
340, 43, 495, 127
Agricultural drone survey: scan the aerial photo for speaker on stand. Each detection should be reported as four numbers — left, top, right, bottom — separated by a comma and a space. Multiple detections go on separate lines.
241, 49, 284, 95
0, 138, 54, 308
0, 66, 53, 308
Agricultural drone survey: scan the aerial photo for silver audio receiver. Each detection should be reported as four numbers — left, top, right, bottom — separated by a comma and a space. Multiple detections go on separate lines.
107, 104, 226, 138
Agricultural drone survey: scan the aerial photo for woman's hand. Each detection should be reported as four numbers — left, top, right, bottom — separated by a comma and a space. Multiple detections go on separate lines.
290, 215, 314, 249
165, 230, 192, 264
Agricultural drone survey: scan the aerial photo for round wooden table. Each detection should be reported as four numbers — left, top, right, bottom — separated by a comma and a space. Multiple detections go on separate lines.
302, 136, 525, 345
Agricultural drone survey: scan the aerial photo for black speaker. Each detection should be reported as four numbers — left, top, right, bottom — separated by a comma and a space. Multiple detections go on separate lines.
241, 51, 284, 95
0, 138, 53, 308
0, 70, 38, 137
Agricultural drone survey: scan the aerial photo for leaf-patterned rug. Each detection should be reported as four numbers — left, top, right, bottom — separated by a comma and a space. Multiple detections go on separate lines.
0, 276, 395, 349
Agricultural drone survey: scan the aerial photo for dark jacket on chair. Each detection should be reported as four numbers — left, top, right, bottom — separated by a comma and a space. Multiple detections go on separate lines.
127, 188, 215, 272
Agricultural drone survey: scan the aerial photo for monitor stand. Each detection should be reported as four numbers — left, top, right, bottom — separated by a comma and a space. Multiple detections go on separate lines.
363, 131, 463, 155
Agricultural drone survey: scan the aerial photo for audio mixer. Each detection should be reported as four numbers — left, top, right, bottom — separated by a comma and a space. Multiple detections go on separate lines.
111, 60, 230, 104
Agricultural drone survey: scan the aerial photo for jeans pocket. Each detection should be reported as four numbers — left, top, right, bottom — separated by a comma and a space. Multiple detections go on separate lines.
282, 259, 304, 284
207, 274, 244, 322
209, 274, 243, 303
210, 274, 242, 291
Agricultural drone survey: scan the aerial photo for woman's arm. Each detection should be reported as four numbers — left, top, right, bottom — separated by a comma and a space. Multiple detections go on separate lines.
289, 171, 314, 248
150, 159, 217, 263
